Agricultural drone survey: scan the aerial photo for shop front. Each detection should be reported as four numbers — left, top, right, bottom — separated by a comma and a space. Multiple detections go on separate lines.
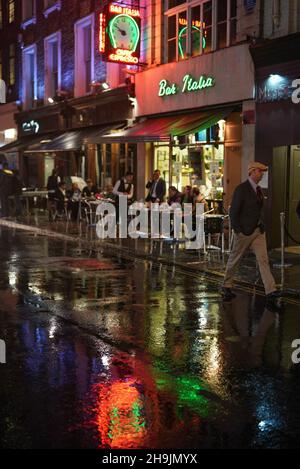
251, 34, 300, 248
1, 86, 134, 190
105, 43, 255, 208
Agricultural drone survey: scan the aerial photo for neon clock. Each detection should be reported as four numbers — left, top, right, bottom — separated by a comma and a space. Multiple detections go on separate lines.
99, 3, 141, 65
179, 26, 207, 59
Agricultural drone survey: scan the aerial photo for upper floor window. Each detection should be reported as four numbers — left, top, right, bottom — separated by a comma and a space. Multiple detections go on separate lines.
22, 45, 37, 109
166, 0, 237, 63
44, 32, 61, 103
8, 0, 15, 24
74, 14, 94, 97
44, 0, 61, 18
22, 0, 37, 29
23, 0, 35, 20
8, 43, 15, 86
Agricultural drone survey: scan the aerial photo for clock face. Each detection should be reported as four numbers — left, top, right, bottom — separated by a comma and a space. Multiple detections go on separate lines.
108, 14, 140, 52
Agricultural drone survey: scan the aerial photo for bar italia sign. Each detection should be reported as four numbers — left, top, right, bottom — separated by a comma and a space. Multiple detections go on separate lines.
158, 74, 215, 98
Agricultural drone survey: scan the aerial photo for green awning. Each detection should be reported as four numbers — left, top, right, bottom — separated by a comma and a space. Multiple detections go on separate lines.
91, 107, 235, 143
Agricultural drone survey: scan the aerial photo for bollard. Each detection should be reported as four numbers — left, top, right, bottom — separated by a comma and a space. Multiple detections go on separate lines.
273, 212, 292, 269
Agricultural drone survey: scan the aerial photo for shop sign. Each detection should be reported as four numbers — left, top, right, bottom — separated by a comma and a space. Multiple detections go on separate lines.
257, 77, 300, 103
158, 74, 215, 98
22, 120, 40, 134
99, 3, 141, 65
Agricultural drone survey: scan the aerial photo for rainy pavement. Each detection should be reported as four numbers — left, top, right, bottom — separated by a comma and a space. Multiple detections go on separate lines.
1, 225, 300, 449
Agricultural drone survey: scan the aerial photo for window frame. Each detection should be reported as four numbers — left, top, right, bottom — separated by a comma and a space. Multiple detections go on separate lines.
22, 0, 37, 29
8, 0, 15, 24
44, 31, 62, 104
74, 14, 95, 98
22, 44, 38, 110
8, 43, 16, 86
164, 0, 238, 63
43, 0, 61, 19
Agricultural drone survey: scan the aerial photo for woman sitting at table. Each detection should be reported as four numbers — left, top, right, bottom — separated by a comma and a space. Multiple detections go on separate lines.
67, 182, 81, 221
82, 179, 98, 198
167, 186, 182, 206
181, 185, 194, 206
192, 187, 208, 213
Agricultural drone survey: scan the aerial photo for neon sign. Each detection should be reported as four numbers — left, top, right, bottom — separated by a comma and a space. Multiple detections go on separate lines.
22, 120, 40, 134
158, 74, 215, 98
99, 3, 141, 65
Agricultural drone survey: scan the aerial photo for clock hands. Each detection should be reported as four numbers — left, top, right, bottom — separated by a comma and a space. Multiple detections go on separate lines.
116, 25, 127, 36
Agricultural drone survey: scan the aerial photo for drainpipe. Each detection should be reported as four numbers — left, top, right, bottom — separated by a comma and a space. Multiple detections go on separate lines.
272, 0, 281, 31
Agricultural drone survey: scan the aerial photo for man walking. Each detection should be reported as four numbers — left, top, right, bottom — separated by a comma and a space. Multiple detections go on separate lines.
222, 162, 279, 308
145, 170, 166, 203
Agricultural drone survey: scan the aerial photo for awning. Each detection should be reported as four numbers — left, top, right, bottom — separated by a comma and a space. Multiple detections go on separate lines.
0, 134, 55, 153
92, 107, 234, 143
25, 124, 126, 153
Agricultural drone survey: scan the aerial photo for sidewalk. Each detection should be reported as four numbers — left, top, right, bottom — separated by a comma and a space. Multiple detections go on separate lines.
1, 214, 300, 295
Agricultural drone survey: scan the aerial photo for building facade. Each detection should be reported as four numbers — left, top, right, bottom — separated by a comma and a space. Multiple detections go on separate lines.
99, 0, 262, 208
251, 0, 300, 247
0, 0, 20, 163
2, 0, 137, 189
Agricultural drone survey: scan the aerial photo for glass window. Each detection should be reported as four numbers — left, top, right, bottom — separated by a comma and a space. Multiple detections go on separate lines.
8, 0, 15, 23
166, 0, 237, 62
83, 25, 92, 93
217, 0, 228, 49
178, 10, 187, 60
9, 44, 15, 86
191, 6, 201, 57
23, 0, 35, 20
23, 46, 37, 109
230, 0, 237, 45
168, 0, 186, 9
167, 15, 177, 62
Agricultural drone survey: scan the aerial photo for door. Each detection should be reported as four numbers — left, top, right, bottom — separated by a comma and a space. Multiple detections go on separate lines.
288, 146, 300, 244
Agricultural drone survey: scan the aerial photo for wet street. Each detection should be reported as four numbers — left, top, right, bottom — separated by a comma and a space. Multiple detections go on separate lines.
1, 225, 300, 449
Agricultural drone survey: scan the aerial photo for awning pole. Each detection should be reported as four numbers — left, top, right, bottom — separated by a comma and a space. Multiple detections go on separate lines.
169, 136, 173, 189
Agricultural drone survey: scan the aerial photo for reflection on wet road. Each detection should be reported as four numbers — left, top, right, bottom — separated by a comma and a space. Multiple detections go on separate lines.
0, 227, 300, 449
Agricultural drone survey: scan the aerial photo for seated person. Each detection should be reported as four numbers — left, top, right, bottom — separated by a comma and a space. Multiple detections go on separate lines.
103, 183, 115, 200
167, 186, 182, 206
67, 183, 81, 221
82, 179, 98, 198
54, 182, 67, 214
181, 185, 194, 205
192, 187, 208, 213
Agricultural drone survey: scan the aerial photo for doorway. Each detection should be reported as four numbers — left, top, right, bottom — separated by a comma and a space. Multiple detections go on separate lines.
272, 146, 300, 248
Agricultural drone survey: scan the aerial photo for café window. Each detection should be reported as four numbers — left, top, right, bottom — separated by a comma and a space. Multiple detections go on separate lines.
166, 0, 237, 62
154, 120, 226, 196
